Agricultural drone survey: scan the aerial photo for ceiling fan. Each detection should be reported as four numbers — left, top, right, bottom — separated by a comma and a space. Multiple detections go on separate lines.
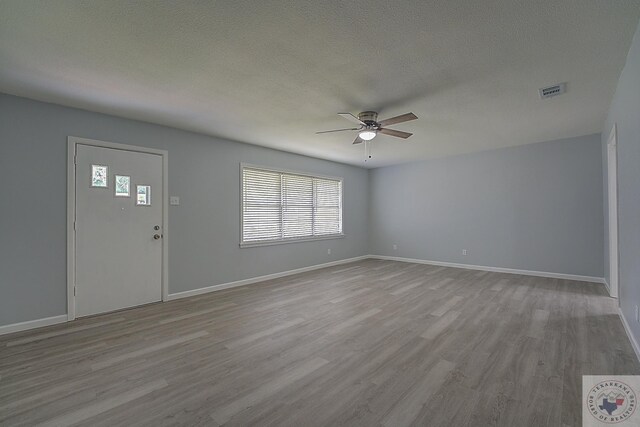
316, 111, 418, 144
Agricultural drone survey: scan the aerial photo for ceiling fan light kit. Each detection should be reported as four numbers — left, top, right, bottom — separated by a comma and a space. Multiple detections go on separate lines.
359, 130, 377, 141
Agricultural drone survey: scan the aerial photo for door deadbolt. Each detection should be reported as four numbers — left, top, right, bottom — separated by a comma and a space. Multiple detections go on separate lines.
154, 225, 160, 230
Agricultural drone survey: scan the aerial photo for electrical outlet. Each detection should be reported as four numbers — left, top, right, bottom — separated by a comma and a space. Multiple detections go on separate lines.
636, 305, 639, 323
462, 249, 468, 256
392, 244, 398, 251
327, 248, 331, 255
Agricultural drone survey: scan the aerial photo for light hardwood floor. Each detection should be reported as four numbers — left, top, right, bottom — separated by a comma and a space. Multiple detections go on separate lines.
1, 259, 638, 426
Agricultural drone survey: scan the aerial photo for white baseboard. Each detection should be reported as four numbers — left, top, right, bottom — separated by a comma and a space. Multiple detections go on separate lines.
170, 254, 605, 302
0, 254, 605, 336
167, 255, 370, 301
0, 315, 67, 337
0, 256, 370, 334
368, 254, 605, 284
618, 307, 640, 363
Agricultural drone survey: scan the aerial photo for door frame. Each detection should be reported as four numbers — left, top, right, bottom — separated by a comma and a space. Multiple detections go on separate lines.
67, 136, 169, 321
607, 124, 619, 299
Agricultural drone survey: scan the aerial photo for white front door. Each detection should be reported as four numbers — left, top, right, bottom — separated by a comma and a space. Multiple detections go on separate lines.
75, 144, 163, 317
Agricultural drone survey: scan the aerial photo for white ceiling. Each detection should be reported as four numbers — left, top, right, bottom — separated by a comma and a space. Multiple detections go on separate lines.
1, 1, 639, 167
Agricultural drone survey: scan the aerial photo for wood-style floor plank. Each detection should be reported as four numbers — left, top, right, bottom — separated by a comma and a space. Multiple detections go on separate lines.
0, 259, 637, 426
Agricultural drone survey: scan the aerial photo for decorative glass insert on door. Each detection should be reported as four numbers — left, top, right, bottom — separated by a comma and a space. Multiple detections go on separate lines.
114, 175, 130, 197
136, 185, 151, 206
91, 165, 108, 187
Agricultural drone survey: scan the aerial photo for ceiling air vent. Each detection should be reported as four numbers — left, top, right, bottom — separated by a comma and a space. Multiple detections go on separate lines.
539, 83, 566, 99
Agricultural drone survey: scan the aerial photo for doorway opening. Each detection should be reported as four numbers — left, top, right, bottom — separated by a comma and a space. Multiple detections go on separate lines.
607, 124, 619, 299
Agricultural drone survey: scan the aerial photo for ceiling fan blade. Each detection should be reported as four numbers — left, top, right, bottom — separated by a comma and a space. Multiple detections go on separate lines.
377, 112, 418, 127
379, 128, 413, 139
338, 112, 366, 126
316, 127, 359, 134
353, 135, 364, 144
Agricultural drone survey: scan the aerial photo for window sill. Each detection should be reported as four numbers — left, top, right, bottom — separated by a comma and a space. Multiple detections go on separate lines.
240, 234, 344, 248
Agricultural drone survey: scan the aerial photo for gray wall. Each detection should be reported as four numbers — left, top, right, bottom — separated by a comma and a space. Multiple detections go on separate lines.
602, 19, 640, 345
369, 134, 604, 277
0, 93, 369, 326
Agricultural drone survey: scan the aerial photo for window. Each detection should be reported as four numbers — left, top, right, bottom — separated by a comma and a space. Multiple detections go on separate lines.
136, 185, 151, 206
91, 165, 108, 187
241, 165, 343, 246
114, 175, 130, 197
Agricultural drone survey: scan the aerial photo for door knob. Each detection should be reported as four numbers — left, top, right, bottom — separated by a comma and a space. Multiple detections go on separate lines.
153, 234, 161, 240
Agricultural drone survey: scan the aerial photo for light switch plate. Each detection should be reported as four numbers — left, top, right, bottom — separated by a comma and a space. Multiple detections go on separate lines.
170, 196, 180, 206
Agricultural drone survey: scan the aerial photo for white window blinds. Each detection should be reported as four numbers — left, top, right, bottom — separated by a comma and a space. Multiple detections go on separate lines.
241, 166, 343, 246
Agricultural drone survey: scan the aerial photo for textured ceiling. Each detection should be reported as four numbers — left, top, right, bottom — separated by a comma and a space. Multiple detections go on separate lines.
1, 1, 639, 167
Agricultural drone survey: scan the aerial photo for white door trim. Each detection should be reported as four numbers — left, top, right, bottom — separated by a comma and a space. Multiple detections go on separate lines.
607, 124, 619, 299
67, 136, 169, 321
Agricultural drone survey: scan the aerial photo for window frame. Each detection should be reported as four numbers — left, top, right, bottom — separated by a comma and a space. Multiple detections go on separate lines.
239, 163, 344, 248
